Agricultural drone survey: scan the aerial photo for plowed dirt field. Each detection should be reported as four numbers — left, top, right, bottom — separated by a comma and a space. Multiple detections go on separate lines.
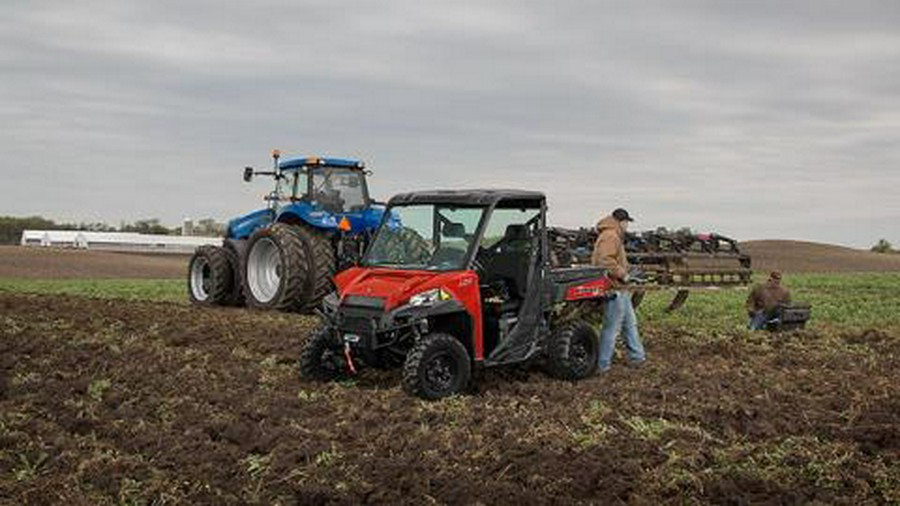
2, 294, 898, 504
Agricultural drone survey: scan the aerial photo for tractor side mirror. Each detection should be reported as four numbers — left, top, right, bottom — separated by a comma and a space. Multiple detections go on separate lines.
243, 167, 254, 182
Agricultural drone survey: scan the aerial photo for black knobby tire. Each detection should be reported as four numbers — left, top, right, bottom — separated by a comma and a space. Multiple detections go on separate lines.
187, 245, 235, 306
221, 243, 246, 307
299, 326, 346, 381
292, 226, 336, 313
545, 320, 599, 380
243, 223, 311, 312
402, 333, 471, 400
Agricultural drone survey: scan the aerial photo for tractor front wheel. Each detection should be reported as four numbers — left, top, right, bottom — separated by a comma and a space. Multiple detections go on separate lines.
187, 245, 237, 306
402, 333, 471, 400
545, 320, 599, 380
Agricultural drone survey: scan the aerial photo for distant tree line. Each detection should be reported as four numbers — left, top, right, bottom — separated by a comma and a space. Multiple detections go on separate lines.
871, 239, 897, 254
0, 216, 225, 245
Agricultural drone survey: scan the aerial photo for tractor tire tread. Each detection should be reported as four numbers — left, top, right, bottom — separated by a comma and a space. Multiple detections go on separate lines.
220, 243, 246, 307
187, 245, 234, 306
292, 226, 336, 313
243, 223, 310, 312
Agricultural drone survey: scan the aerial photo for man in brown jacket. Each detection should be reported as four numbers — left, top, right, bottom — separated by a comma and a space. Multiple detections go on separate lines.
592, 208, 645, 372
747, 271, 791, 330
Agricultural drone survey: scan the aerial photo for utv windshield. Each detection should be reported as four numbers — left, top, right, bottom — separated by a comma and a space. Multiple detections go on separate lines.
364, 204, 486, 271
310, 167, 368, 213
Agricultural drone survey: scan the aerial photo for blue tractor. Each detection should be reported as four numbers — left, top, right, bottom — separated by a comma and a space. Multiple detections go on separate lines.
188, 150, 385, 312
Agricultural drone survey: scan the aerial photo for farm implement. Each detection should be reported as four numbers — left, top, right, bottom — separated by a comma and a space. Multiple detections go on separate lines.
300, 190, 616, 399
549, 227, 753, 311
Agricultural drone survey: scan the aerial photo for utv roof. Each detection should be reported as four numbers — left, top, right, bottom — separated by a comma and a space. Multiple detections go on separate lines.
388, 189, 546, 207
278, 157, 365, 171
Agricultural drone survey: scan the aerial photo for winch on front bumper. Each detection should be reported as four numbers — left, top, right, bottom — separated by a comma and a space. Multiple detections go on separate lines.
321, 293, 461, 366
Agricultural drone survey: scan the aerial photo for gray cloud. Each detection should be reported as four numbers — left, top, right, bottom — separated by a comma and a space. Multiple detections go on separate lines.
1, 0, 898, 247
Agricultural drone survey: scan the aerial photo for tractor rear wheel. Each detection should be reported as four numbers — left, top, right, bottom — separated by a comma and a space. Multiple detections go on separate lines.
403, 333, 471, 400
299, 327, 347, 381
292, 226, 336, 313
187, 245, 236, 306
221, 243, 245, 306
545, 320, 599, 380
243, 223, 310, 312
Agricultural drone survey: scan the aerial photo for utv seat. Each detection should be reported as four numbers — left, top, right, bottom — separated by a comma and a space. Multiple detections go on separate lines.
487, 224, 533, 302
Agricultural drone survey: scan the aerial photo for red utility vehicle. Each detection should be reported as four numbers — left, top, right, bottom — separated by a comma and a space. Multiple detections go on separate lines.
300, 190, 614, 399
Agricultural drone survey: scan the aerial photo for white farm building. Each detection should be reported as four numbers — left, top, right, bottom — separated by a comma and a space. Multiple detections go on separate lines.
20, 230, 220, 254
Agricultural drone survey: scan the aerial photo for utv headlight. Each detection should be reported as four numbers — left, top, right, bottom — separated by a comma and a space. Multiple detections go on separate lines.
408, 288, 453, 307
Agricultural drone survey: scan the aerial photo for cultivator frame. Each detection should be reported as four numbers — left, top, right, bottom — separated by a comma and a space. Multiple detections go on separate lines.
549, 227, 753, 311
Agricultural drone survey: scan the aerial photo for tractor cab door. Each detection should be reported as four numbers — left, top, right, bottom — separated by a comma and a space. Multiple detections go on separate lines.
476, 205, 546, 363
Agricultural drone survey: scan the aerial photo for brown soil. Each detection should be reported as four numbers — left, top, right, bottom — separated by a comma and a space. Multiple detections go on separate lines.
2, 294, 898, 504
740, 240, 900, 273
0, 246, 188, 279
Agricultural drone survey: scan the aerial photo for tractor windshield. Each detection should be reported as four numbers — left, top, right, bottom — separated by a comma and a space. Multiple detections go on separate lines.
310, 167, 368, 213
364, 204, 486, 271
276, 172, 305, 200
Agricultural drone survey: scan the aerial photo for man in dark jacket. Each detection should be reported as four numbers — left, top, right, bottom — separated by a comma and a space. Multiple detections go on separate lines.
592, 208, 646, 372
747, 271, 791, 330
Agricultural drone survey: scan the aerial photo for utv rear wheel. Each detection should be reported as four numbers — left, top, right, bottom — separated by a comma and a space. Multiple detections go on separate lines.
243, 223, 310, 312
545, 320, 599, 380
292, 226, 336, 313
299, 327, 346, 381
188, 245, 235, 306
403, 333, 471, 400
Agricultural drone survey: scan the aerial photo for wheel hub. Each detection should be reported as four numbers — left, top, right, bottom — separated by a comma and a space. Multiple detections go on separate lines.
190, 257, 210, 301
424, 354, 456, 393
247, 237, 281, 303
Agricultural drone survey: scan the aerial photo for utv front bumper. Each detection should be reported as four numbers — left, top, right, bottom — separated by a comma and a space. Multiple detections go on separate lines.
321, 292, 463, 357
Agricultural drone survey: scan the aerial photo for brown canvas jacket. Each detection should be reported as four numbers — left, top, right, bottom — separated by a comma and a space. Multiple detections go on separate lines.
591, 215, 629, 282
746, 282, 791, 314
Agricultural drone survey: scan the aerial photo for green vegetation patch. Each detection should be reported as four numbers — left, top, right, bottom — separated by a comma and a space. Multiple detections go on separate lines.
638, 272, 900, 331
0, 278, 184, 303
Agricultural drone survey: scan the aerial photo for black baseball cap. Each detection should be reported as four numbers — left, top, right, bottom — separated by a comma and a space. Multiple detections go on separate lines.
612, 208, 634, 222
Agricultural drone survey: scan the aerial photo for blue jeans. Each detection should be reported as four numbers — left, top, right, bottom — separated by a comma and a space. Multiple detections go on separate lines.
748, 311, 768, 330
598, 291, 645, 370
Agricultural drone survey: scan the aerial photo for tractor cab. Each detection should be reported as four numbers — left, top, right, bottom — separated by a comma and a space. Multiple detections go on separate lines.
303, 189, 613, 399
244, 152, 372, 215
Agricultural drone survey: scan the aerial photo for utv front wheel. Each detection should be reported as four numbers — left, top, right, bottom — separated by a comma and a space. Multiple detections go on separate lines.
403, 333, 471, 400
299, 327, 346, 381
545, 320, 599, 380
187, 245, 235, 306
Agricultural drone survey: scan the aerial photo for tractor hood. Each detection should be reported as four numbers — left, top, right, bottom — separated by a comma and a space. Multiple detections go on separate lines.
226, 208, 274, 240
334, 267, 477, 311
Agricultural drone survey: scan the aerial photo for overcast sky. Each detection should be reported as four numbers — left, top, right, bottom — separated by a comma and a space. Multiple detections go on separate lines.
2, 0, 898, 247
